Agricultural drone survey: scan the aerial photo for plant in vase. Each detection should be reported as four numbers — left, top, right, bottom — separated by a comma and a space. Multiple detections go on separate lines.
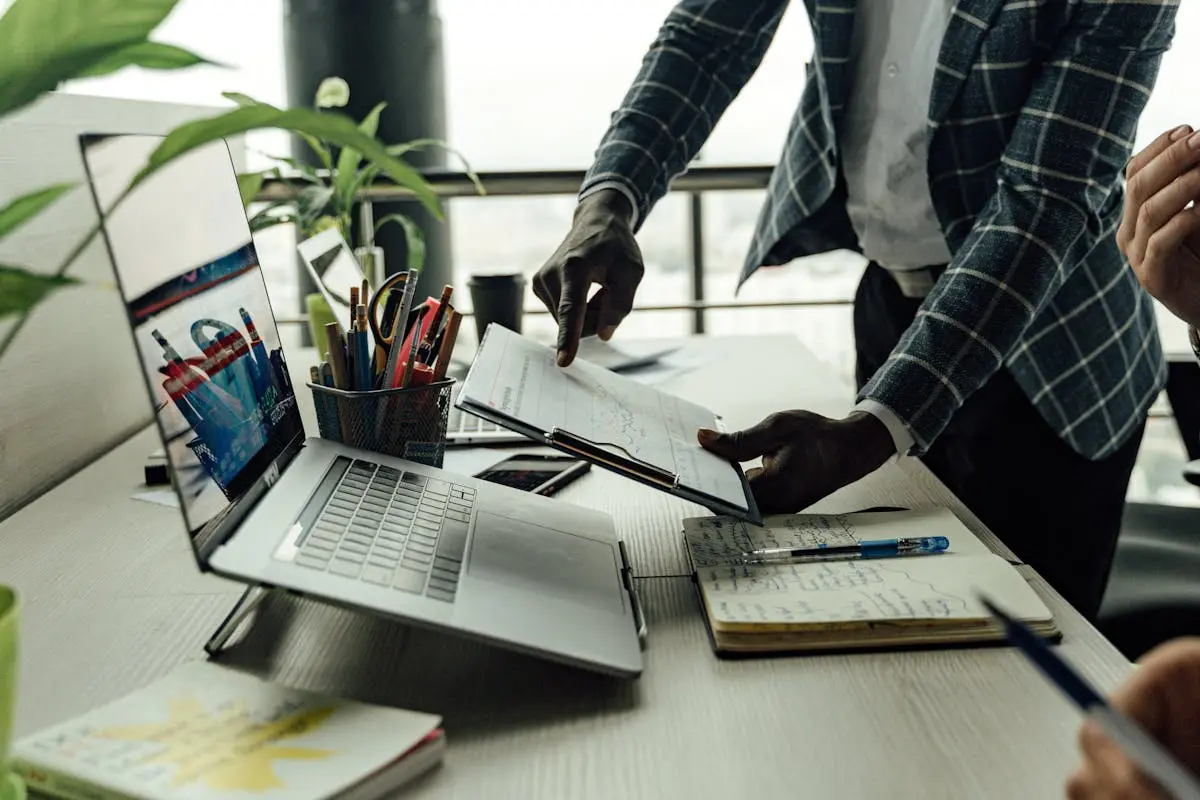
236, 76, 482, 343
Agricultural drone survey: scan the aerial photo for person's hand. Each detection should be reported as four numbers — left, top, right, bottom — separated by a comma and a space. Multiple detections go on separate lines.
1067, 637, 1200, 799
1119, 124, 1200, 327
533, 189, 644, 367
696, 410, 895, 515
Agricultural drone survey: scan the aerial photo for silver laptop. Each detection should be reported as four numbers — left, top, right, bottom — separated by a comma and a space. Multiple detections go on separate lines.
80, 133, 644, 678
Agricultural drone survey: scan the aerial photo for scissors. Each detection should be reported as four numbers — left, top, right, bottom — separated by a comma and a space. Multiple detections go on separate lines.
366, 271, 410, 370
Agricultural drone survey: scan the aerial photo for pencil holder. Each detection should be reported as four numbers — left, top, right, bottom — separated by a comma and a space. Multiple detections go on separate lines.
307, 379, 454, 468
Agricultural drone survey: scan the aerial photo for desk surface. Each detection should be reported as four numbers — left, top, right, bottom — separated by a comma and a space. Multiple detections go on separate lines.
0, 334, 1131, 799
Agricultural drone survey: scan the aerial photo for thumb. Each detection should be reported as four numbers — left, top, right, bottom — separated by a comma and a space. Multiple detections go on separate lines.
698, 414, 791, 462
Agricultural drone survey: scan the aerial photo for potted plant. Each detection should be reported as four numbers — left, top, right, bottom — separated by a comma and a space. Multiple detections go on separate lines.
233, 76, 482, 343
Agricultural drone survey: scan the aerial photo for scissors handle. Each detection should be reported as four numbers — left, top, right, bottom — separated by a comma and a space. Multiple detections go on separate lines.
364, 272, 408, 352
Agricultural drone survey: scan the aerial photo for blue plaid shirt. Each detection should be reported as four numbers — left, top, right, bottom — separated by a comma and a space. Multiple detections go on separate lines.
581, 0, 1177, 459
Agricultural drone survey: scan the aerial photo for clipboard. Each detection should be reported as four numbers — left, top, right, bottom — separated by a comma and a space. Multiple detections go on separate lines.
456, 325, 762, 525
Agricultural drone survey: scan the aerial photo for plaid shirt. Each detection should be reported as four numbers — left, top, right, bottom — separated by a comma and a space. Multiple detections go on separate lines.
581, 0, 1177, 459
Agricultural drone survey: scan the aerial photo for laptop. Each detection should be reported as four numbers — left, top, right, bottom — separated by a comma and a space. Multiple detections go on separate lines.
79, 133, 644, 678
295, 227, 679, 445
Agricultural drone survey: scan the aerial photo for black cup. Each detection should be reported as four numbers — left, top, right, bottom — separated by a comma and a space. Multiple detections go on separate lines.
468, 273, 526, 343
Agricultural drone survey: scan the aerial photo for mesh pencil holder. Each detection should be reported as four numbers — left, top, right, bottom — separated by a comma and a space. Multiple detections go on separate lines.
307, 379, 454, 468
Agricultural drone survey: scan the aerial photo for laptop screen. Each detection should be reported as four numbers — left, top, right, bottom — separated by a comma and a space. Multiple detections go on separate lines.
79, 134, 304, 548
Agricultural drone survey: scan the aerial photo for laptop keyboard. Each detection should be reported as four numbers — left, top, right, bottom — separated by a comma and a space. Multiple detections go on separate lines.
295, 459, 475, 603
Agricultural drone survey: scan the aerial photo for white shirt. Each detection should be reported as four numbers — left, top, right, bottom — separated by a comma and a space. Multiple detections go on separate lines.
848, 1, 955, 457
841, 0, 954, 271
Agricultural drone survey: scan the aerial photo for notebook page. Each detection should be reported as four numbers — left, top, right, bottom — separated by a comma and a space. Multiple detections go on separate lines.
461, 325, 747, 509
683, 508, 994, 567
701, 554, 1050, 627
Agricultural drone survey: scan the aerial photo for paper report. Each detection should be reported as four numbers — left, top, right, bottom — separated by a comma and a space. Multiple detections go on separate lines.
459, 326, 749, 511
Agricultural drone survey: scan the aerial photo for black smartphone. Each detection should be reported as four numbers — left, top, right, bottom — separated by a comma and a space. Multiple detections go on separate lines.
473, 454, 591, 496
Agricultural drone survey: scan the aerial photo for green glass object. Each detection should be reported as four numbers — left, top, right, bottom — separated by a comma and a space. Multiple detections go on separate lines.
306, 292, 337, 354
0, 587, 24, 800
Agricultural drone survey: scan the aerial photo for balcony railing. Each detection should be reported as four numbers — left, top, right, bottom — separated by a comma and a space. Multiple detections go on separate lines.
258, 165, 842, 332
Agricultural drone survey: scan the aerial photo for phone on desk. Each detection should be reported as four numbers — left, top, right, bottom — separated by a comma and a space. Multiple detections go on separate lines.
473, 455, 591, 496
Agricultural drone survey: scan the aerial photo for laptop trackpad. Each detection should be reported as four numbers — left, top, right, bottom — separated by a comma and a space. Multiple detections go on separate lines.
467, 511, 623, 613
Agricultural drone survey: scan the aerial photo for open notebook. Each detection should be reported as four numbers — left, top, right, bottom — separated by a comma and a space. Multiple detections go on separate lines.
682, 508, 1058, 655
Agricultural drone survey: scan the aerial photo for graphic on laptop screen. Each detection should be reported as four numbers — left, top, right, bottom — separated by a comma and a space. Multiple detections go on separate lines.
79, 134, 303, 539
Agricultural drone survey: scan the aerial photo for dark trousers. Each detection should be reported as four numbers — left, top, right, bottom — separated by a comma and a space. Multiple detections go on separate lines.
853, 263, 1144, 620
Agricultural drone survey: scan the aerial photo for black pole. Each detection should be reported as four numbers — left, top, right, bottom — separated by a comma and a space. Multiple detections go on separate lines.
283, 0, 453, 340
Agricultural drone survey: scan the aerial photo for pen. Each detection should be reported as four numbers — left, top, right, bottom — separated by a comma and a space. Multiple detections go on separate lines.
740, 535, 949, 565
981, 596, 1200, 800
418, 285, 453, 364
399, 308, 424, 388
432, 310, 461, 381
354, 304, 372, 391
395, 268, 420, 343
349, 285, 360, 334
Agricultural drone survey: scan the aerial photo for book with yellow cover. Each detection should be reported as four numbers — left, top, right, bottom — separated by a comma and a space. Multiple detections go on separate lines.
12, 661, 445, 800
682, 508, 1058, 655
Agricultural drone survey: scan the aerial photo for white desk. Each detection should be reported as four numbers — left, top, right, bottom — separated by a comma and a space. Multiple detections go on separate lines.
0, 335, 1131, 798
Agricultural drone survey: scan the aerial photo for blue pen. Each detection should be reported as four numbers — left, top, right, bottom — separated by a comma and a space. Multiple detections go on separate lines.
740, 535, 948, 565
981, 596, 1200, 800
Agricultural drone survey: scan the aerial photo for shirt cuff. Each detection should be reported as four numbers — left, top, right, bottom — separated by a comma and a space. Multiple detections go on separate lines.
579, 179, 640, 229
854, 398, 914, 462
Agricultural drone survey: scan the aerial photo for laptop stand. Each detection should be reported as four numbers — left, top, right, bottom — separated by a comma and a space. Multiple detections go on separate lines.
204, 584, 271, 656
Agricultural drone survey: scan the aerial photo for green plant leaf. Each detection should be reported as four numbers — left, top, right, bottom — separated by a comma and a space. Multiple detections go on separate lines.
297, 184, 334, 234
0, 183, 74, 238
0, 265, 80, 319
312, 215, 341, 237
75, 40, 221, 79
386, 138, 486, 196
314, 76, 350, 109
133, 102, 442, 219
247, 206, 298, 233
374, 213, 426, 272
0, 0, 188, 118
335, 101, 387, 211
223, 91, 259, 108
252, 151, 324, 183
235, 171, 266, 208
225, 91, 331, 171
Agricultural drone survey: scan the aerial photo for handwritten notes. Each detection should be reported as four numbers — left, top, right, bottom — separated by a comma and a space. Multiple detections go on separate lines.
683, 510, 1052, 629
683, 514, 859, 567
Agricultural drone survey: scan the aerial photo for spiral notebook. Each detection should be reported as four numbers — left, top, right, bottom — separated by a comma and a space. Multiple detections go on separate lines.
682, 508, 1058, 655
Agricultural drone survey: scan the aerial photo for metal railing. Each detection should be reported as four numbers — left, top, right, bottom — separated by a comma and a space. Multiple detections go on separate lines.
258, 165, 845, 330
257, 166, 1179, 421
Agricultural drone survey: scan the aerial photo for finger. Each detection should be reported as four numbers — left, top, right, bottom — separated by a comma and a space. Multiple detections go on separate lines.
1141, 207, 1200, 297
1123, 127, 1200, 257
1112, 638, 1200, 768
1137, 166, 1200, 244
1127, 125, 1192, 183
746, 464, 800, 516
698, 413, 795, 462
532, 270, 557, 319
596, 262, 642, 339
579, 288, 608, 341
1127, 129, 1200, 217
555, 265, 591, 366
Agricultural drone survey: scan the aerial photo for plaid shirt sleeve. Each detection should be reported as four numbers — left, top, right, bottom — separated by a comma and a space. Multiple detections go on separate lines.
859, 1, 1176, 455
579, 0, 790, 229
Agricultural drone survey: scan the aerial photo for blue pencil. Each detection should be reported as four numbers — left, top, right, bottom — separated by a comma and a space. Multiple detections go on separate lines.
981, 596, 1200, 800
